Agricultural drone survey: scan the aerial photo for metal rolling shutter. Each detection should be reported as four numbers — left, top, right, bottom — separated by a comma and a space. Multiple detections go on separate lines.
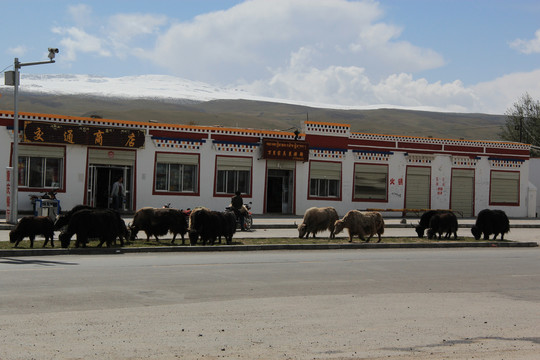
405, 166, 430, 211
451, 169, 474, 217
490, 171, 519, 204
88, 149, 136, 166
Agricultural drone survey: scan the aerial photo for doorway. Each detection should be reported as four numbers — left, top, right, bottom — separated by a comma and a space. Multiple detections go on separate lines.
87, 165, 132, 210
266, 169, 294, 214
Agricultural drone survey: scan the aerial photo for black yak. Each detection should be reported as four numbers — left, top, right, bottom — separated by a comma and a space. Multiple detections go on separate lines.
427, 212, 458, 240
189, 208, 236, 246
471, 209, 510, 240
129, 207, 188, 244
54, 204, 94, 230
415, 210, 452, 238
59, 208, 128, 248
9, 216, 55, 248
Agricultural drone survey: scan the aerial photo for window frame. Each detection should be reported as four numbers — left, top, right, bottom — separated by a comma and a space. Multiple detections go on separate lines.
12, 144, 66, 192
307, 160, 342, 200
153, 152, 200, 196
213, 155, 253, 197
489, 170, 520, 206
352, 163, 388, 202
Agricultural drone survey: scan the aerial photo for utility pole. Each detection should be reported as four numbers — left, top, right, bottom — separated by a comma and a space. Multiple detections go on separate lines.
5, 49, 58, 224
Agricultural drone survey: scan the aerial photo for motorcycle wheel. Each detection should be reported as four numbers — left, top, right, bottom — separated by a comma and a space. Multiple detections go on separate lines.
244, 215, 253, 231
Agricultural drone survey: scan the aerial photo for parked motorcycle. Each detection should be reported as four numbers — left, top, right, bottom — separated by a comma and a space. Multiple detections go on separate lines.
226, 202, 253, 231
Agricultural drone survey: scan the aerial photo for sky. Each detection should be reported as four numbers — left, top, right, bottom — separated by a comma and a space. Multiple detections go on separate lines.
2, 0, 540, 115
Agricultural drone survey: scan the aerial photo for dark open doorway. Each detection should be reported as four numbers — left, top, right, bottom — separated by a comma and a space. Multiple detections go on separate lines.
266, 169, 293, 214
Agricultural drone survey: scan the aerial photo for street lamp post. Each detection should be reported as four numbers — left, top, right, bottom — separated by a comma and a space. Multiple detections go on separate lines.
8, 48, 58, 224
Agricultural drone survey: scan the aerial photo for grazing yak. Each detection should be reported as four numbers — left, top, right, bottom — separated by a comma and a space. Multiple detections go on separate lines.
298, 207, 339, 239
334, 210, 385, 243
427, 211, 458, 240
415, 210, 451, 238
471, 209, 510, 240
59, 208, 128, 248
9, 216, 55, 248
129, 207, 189, 245
54, 204, 94, 230
189, 208, 236, 246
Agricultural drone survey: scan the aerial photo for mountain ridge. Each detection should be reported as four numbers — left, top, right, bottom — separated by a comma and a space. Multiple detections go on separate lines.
0, 89, 507, 141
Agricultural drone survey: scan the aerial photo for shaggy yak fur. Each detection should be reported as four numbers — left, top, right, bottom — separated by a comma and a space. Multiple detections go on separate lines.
59, 208, 128, 248
54, 204, 94, 230
189, 208, 236, 246
333, 210, 385, 243
415, 210, 451, 238
427, 211, 458, 240
471, 209, 510, 240
129, 207, 189, 244
9, 216, 55, 248
297, 207, 339, 239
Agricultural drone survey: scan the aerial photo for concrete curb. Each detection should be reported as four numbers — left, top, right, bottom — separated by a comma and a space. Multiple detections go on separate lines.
0, 241, 537, 257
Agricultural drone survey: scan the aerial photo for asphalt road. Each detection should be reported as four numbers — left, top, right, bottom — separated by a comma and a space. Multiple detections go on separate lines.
0, 248, 539, 359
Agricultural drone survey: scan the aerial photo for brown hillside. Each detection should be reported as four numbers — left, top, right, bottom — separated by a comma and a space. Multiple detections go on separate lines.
0, 90, 506, 141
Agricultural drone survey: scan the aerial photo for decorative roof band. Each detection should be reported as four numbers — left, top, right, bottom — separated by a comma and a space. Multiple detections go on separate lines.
352, 150, 394, 155
310, 148, 347, 159
152, 136, 206, 143
213, 140, 259, 153
488, 157, 524, 168
354, 150, 392, 162
152, 137, 204, 150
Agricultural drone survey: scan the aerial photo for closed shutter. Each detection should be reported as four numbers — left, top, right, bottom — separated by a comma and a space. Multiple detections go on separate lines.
490, 171, 519, 204
310, 161, 341, 180
266, 159, 295, 170
405, 166, 430, 212
216, 156, 252, 171
451, 169, 474, 217
88, 148, 136, 166
19, 144, 64, 158
156, 152, 198, 165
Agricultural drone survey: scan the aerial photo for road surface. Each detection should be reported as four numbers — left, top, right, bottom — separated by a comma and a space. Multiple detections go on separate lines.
0, 248, 539, 359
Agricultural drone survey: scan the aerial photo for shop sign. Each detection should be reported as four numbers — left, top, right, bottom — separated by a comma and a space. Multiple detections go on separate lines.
262, 138, 309, 162
23, 121, 146, 149
5, 167, 12, 223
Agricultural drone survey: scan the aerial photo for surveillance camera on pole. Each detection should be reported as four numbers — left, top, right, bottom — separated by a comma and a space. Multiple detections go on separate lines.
48, 48, 59, 61
5, 48, 58, 224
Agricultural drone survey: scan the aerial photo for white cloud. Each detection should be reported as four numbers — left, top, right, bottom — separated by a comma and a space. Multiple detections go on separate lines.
7, 45, 28, 57
52, 27, 111, 61
67, 4, 93, 28
38, 0, 540, 115
510, 29, 540, 54
473, 69, 540, 113
149, 0, 444, 84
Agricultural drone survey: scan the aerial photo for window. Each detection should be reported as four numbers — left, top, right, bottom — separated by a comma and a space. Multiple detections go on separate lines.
215, 156, 252, 195
353, 163, 388, 201
309, 161, 341, 198
17, 145, 64, 189
155, 153, 198, 193
490, 170, 519, 205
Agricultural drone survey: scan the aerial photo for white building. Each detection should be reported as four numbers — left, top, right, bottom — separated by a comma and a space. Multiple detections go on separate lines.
0, 110, 535, 218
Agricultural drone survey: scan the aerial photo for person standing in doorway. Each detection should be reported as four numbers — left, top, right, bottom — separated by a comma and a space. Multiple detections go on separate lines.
111, 176, 125, 211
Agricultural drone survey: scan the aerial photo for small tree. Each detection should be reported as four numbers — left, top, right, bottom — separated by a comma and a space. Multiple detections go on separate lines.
501, 93, 540, 155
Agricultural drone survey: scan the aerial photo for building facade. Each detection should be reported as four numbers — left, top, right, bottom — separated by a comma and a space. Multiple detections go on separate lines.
0, 111, 535, 218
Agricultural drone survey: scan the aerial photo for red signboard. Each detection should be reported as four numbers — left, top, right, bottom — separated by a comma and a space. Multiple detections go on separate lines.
262, 139, 309, 162
23, 121, 146, 149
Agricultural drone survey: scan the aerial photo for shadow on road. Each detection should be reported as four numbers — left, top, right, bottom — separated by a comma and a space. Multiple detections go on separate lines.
0, 257, 79, 266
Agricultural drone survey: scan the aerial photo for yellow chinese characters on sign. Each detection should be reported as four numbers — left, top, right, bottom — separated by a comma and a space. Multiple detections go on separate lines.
125, 133, 136, 147
94, 130, 104, 146
33, 127, 44, 141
